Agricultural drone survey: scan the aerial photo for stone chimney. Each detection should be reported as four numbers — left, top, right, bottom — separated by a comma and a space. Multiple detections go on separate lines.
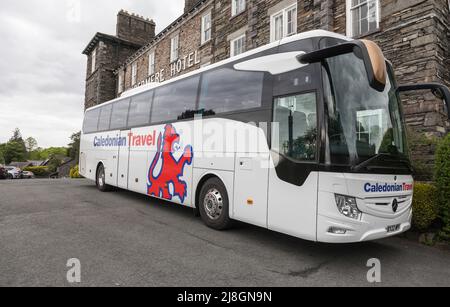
184, 0, 201, 13
116, 10, 156, 45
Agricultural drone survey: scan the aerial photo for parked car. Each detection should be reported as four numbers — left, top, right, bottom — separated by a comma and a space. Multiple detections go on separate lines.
0, 166, 9, 179
5, 166, 22, 179
21, 171, 35, 179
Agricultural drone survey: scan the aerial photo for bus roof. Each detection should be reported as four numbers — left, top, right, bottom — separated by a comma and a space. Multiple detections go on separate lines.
85, 30, 351, 113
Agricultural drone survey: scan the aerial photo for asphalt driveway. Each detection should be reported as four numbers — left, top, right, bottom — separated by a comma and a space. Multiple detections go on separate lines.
0, 179, 449, 286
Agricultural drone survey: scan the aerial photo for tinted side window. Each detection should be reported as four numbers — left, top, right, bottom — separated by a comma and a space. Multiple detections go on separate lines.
151, 76, 199, 123
199, 68, 264, 114
83, 108, 100, 134
98, 104, 112, 131
128, 91, 153, 127
110, 99, 130, 130
273, 66, 316, 97
273, 92, 317, 161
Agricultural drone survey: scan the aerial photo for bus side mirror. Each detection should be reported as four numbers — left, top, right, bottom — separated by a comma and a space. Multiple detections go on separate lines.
398, 83, 450, 119
298, 39, 387, 92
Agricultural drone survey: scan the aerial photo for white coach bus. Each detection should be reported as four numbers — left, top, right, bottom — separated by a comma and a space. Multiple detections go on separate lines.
80, 30, 450, 243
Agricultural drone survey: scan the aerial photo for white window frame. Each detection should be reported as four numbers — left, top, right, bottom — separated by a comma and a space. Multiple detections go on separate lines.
91, 48, 97, 74
346, 0, 380, 38
231, 0, 246, 17
131, 62, 137, 86
148, 51, 155, 76
170, 35, 179, 63
201, 11, 212, 44
118, 72, 123, 94
230, 34, 246, 57
270, 3, 297, 42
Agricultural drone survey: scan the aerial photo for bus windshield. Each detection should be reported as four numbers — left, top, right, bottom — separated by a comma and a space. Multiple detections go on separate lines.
322, 52, 409, 170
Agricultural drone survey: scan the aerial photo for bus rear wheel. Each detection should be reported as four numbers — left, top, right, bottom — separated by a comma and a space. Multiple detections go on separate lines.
198, 177, 233, 230
96, 164, 111, 192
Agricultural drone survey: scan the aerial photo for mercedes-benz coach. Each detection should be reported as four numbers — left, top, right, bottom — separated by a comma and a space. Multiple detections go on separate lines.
80, 30, 450, 243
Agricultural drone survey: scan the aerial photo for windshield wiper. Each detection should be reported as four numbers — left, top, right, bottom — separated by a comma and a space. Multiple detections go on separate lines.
351, 153, 399, 172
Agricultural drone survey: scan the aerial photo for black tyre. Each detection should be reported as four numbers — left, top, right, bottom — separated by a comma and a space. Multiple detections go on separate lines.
7, 173, 13, 180
96, 164, 111, 192
198, 177, 233, 230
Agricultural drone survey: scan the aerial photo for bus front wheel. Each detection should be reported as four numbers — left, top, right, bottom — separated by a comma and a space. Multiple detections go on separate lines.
96, 164, 111, 192
198, 177, 233, 230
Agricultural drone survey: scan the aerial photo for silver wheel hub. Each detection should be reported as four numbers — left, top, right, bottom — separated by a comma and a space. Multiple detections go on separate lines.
203, 188, 223, 220
98, 169, 105, 187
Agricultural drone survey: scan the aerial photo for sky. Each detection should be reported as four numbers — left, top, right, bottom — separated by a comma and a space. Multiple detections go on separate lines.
0, 0, 184, 148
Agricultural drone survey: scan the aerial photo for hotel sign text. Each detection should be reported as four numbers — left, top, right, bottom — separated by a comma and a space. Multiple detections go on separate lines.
133, 50, 201, 88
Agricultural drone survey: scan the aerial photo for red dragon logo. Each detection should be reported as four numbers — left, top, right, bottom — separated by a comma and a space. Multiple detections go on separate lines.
147, 124, 193, 203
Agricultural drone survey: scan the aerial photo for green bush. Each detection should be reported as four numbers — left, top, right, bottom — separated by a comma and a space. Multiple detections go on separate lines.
23, 166, 50, 178
434, 134, 450, 240
412, 183, 439, 231
407, 128, 438, 181
69, 165, 83, 179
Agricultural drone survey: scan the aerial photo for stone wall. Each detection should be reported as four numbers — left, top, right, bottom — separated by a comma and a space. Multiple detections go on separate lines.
213, 0, 249, 61
84, 38, 142, 109
185, 0, 202, 13
118, 2, 214, 93
116, 10, 156, 45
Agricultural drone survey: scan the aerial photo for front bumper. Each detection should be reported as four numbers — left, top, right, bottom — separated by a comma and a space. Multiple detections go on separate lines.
317, 207, 412, 243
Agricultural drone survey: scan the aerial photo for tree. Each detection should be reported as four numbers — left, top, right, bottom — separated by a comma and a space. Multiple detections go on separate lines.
25, 137, 38, 153
39, 147, 68, 160
10, 128, 23, 142
8, 128, 27, 158
28, 147, 44, 160
0, 143, 6, 165
3, 141, 27, 164
68, 132, 81, 163
47, 155, 63, 173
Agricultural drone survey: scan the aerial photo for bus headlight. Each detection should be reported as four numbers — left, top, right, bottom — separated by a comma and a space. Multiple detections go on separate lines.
335, 194, 361, 220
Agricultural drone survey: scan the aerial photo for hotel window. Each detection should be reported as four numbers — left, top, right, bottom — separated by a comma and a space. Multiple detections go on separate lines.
148, 52, 155, 76
118, 73, 123, 94
170, 35, 179, 63
231, 0, 246, 17
91, 48, 97, 73
270, 4, 297, 42
201, 11, 212, 44
131, 62, 137, 86
347, 0, 380, 37
230, 34, 246, 57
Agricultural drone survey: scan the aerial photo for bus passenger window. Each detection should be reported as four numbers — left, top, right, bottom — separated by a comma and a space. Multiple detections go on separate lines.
110, 99, 130, 130
82, 108, 100, 134
199, 68, 264, 114
273, 92, 317, 161
98, 104, 112, 131
151, 76, 199, 123
128, 91, 153, 128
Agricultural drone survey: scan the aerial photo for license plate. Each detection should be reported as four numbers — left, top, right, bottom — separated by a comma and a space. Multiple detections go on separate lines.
386, 224, 400, 233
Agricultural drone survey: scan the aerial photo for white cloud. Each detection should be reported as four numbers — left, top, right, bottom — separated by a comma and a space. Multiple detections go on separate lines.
0, 0, 184, 148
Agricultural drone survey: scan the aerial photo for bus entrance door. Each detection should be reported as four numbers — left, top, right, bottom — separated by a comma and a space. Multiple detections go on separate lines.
117, 130, 130, 189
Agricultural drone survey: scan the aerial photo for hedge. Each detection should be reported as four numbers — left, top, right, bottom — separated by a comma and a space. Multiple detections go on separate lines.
434, 134, 450, 240
412, 183, 439, 231
23, 166, 50, 178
